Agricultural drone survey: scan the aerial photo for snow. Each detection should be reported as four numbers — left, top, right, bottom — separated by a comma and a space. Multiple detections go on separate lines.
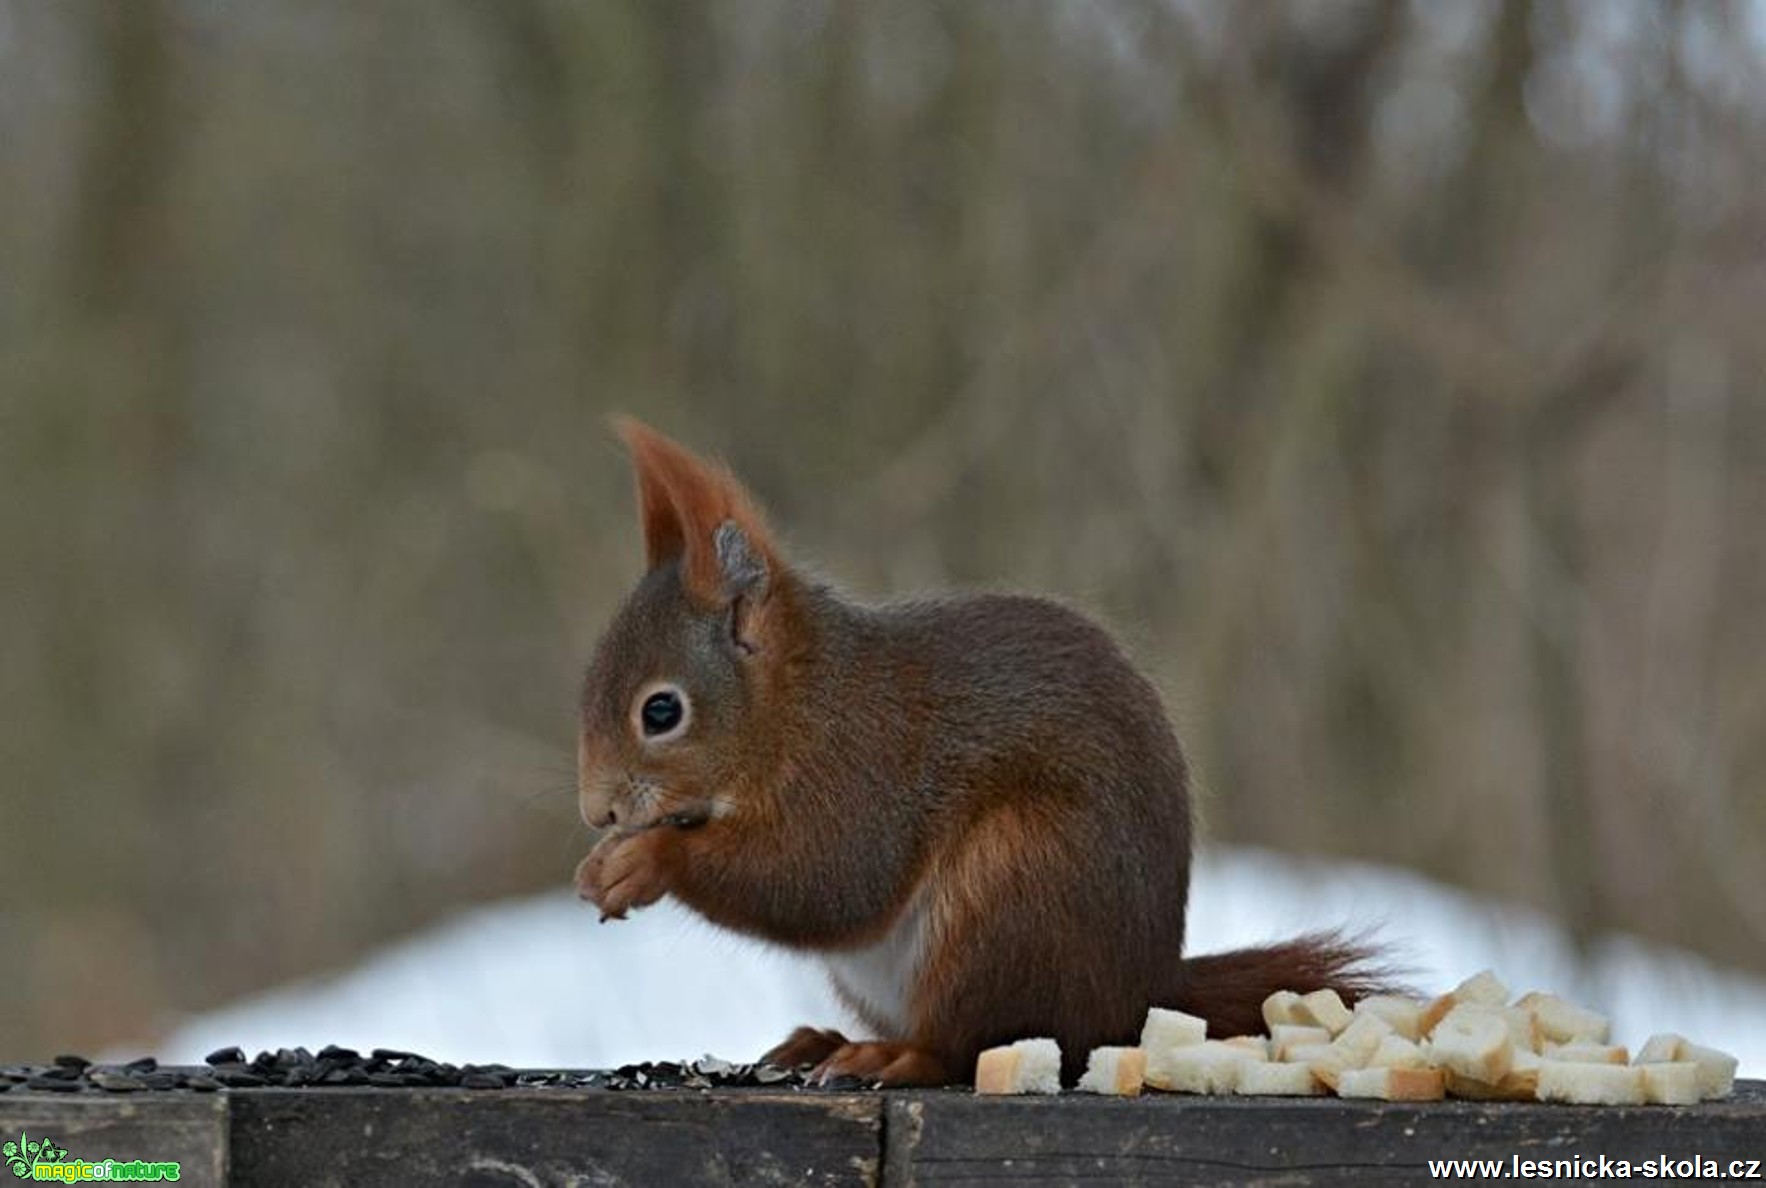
152, 847, 1765, 1077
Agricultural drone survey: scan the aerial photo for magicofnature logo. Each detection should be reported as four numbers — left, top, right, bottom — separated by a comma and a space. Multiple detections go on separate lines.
4, 1133, 180, 1181
5, 1134, 66, 1179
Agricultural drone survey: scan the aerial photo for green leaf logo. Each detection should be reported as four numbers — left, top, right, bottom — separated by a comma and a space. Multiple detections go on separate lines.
4, 1131, 64, 1177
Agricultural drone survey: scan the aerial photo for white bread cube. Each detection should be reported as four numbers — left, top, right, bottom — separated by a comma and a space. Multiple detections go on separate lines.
1294, 988, 1355, 1036
1236, 1061, 1325, 1096
1283, 1041, 1337, 1065
1339, 1066, 1446, 1102
1505, 1046, 1543, 1098
1420, 971, 1511, 1038
1453, 969, 1512, 1006
1418, 993, 1456, 1038
1515, 991, 1610, 1045
1270, 1024, 1331, 1059
1284, 1042, 1355, 1092
1502, 1007, 1544, 1053
1221, 1035, 1271, 1059
974, 1038, 1063, 1095
1630, 1034, 1737, 1099
1331, 1013, 1396, 1067
1509, 1046, 1543, 1075
1354, 995, 1424, 1042
1537, 1060, 1646, 1106
1141, 1007, 1208, 1053
1145, 1040, 1258, 1095
1075, 1046, 1147, 1096
1262, 990, 1304, 1030
1425, 1003, 1512, 1085
1634, 1032, 1685, 1065
1639, 1062, 1701, 1106
1543, 1042, 1628, 1065
1446, 1047, 1540, 1102
1681, 1041, 1738, 1100
1444, 1069, 1536, 1102
1369, 1034, 1430, 1071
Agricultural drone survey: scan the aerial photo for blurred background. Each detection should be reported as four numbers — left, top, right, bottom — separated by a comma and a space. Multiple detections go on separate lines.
2, 0, 1763, 1064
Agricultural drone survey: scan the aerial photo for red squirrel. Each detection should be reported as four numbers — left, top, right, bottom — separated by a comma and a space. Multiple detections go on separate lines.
575, 418, 1384, 1086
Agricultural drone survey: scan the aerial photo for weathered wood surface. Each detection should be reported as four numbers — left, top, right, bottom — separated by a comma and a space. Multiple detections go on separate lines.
886, 1082, 1766, 1187
228, 1089, 880, 1187
3, 1080, 1761, 1186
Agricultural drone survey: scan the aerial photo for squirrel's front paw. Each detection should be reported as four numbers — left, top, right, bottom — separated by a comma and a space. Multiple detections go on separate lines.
575, 829, 672, 921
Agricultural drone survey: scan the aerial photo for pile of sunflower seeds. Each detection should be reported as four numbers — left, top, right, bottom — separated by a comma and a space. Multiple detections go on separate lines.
0, 1050, 862, 1094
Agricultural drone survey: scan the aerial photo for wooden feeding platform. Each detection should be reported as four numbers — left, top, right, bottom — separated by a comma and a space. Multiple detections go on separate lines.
3, 1071, 1762, 1187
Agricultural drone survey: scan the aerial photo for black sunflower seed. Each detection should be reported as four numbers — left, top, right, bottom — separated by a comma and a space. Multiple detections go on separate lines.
215, 1070, 268, 1088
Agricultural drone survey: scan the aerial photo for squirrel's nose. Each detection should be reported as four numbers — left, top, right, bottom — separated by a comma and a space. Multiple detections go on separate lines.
577, 734, 620, 828
580, 790, 618, 829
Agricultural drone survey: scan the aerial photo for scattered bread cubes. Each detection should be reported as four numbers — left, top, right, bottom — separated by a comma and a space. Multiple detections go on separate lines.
1139, 1008, 1263, 1094
971, 968, 1742, 1104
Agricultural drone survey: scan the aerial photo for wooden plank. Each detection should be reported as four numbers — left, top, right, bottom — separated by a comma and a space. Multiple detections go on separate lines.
0, 1094, 227, 1188
5, 1080, 1762, 1185
227, 1088, 882, 1187
885, 1081, 1766, 1188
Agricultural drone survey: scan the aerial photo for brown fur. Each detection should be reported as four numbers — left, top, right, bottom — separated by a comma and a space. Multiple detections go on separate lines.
577, 420, 1389, 1085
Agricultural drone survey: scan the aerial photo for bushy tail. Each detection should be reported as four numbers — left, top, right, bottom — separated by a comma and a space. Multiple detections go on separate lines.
1174, 931, 1400, 1037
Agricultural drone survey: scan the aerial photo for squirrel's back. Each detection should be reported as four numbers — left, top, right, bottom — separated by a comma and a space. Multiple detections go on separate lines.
873, 592, 1181, 765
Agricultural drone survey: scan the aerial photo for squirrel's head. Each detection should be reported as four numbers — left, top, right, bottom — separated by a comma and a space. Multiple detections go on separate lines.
578, 418, 798, 832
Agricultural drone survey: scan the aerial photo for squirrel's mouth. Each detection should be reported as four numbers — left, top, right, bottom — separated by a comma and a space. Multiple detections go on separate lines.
627, 776, 724, 830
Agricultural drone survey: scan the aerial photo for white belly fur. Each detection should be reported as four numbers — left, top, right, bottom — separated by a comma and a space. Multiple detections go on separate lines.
820, 897, 927, 1037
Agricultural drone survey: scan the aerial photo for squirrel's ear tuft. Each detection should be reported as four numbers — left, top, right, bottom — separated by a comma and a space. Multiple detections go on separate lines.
615, 415, 688, 570
613, 416, 781, 606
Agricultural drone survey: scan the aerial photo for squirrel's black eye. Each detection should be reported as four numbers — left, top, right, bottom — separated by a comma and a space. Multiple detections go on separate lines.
640, 689, 685, 737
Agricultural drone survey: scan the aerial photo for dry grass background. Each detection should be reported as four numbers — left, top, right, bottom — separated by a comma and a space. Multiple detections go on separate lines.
1, 0, 1762, 1059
